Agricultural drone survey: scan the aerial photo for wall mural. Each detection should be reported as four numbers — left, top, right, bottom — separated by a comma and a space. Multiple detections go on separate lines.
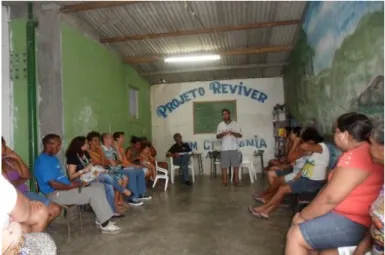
156, 81, 268, 118
284, 1, 384, 134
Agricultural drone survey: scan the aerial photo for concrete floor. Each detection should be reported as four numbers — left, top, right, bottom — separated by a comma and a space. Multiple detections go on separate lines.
50, 175, 292, 255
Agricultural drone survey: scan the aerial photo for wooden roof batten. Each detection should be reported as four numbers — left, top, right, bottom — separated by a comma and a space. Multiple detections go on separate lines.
100, 19, 300, 43
123, 45, 293, 64
60, 1, 143, 13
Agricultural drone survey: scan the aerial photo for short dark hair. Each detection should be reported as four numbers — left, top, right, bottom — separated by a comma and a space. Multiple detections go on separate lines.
336, 112, 372, 142
301, 127, 324, 143
371, 119, 384, 145
222, 108, 230, 114
113, 132, 125, 141
86, 131, 101, 142
65, 136, 86, 157
173, 133, 181, 140
291, 126, 302, 137
285, 126, 292, 133
42, 134, 60, 146
130, 136, 141, 144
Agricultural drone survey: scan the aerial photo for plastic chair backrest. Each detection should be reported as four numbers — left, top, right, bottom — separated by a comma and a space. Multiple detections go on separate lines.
239, 146, 256, 162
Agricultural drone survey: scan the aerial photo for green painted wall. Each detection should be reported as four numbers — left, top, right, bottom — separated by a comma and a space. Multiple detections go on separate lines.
9, 19, 29, 164
61, 23, 151, 149
283, 2, 384, 134
8, 21, 151, 161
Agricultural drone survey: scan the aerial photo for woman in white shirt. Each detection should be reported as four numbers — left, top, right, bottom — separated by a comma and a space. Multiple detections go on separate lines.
249, 127, 330, 219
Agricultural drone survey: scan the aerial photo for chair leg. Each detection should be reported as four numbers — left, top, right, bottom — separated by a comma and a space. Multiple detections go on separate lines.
170, 169, 175, 184
248, 166, 254, 184
66, 209, 71, 238
78, 206, 83, 232
152, 176, 158, 188
191, 168, 195, 183
164, 177, 169, 191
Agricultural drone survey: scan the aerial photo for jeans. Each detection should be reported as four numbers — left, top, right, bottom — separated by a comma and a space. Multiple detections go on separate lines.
173, 154, 190, 182
121, 167, 147, 199
93, 173, 125, 214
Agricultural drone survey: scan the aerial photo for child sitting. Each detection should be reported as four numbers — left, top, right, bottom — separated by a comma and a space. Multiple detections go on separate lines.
139, 142, 156, 181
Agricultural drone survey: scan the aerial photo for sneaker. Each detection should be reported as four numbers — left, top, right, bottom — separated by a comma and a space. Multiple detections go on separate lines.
100, 222, 121, 234
112, 213, 125, 219
138, 194, 152, 201
95, 220, 116, 226
128, 199, 144, 206
185, 181, 192, 186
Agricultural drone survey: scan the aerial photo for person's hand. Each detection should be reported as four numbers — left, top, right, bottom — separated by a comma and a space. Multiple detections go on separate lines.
270, 166, 280, 171
71, 181, 82, 188
173, 153, 180, 158
292, 213, 305, 225
299, 143, 310, 151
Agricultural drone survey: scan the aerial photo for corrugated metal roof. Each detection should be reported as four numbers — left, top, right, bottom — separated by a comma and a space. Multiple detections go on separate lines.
55, 1, 306, 84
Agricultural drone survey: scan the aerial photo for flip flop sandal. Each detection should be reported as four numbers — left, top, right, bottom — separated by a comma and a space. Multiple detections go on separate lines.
258, 213, 270, 220
252, 196, 266, 204
248, 207, 262, 218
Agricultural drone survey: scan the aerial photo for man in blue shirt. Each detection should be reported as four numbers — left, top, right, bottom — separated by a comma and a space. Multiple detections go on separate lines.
34, 134, 120, 234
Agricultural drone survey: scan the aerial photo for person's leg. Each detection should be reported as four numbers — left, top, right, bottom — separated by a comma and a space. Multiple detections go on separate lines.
134, 168, 150, 197
252, 184, 291, 214
103, 183, 118, 214
268, 170, 278, 184
46, 203, 62, 223
95, 173, 127, 194
23, 191, 61, 223
255, 176, 286, 200
220, 151, 230, 186
179, 154, 190, 182
48, 183, 113, 224
21, 201, 49, 233
319, 250, 339, 255
230, 151, 241, 185
285, 212, 367, 255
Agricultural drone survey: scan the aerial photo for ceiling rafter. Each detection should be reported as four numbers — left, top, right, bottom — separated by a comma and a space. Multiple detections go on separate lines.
123, 45, 293, 64
60, 1, 142, 13
139, 63, 287, 76
100, 19, 300, 43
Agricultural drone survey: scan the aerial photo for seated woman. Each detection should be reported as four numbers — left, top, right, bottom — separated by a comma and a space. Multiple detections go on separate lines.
125, 136, 142, 165
265, 127, 304, 184
100, 133, 151, 206
2, 137, 61, 227
285, 113, 384, 255
253, 154, 308, 204
248, 127, 330, 219
319, 120, 384, 255
1, 175, 57, 255
140, 136, 169, 170
139, 142, 156, 180
66, 136, 131, 218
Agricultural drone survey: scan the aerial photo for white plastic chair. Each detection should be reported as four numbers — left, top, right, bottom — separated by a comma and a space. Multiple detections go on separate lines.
169, 152, 195, 184
231, 146, 257, 183
153, 161, 169, 191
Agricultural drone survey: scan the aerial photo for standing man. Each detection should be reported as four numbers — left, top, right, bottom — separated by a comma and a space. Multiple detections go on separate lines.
216, 109, 242, 186
166, 133, 192, 186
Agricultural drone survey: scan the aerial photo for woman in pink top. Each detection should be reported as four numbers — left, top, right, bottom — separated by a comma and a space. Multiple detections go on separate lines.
285, 112, 384, 255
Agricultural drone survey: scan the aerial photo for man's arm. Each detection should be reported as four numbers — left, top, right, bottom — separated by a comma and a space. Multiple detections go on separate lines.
300, 143, 323, 154
353, 232, 372, 255
166, 145, 175, 157
216, 123, 227, 139
48, 180, 80, 191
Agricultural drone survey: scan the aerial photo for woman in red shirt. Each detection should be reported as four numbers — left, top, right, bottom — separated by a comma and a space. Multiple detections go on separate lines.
285, 112, 384, 255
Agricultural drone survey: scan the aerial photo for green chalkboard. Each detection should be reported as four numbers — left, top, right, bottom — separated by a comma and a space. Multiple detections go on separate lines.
193, 100, 237, 134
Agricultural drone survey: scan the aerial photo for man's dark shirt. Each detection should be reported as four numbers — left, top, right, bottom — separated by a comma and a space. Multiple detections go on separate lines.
168, 142, 192, 154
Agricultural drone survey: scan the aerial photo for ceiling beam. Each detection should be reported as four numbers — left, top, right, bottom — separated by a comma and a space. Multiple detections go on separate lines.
123, 45, 293, 64
140, 63, 287, 76
60, 1, 141, 13
100, 19, 300, 43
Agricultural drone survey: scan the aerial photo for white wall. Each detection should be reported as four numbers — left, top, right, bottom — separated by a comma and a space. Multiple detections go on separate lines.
151, 78, 284, 175
2, 6, 13, 147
